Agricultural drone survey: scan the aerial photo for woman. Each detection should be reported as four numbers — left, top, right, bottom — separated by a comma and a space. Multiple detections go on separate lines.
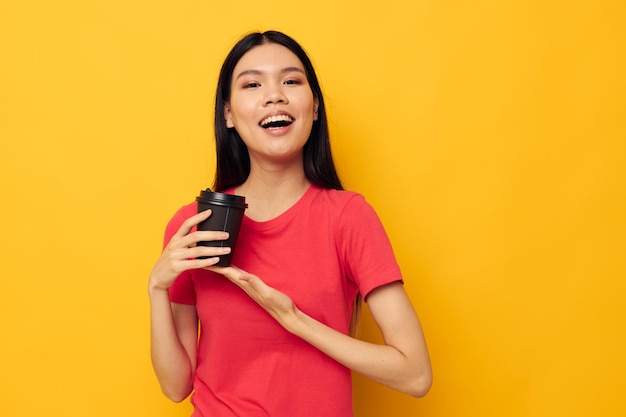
149, 30, 432, 416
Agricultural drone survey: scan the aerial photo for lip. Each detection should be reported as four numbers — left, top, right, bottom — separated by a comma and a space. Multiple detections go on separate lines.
258, 111, 296, 127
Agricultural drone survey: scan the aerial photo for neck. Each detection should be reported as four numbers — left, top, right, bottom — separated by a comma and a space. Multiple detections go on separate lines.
236, 159, 311, 222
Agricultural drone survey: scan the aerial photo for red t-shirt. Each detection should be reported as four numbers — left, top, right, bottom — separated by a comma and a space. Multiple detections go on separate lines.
165, 185, 403, 417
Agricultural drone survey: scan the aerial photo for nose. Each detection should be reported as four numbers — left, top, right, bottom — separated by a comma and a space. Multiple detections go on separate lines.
263, 84, 288, 106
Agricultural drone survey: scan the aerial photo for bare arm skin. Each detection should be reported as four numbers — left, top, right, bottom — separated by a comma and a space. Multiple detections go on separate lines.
209, 266, 433, 397
148, 209, 230, 402
149, 290, 198, 402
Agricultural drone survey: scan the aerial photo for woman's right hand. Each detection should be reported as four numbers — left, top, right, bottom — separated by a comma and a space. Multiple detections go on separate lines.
148, 209, 231, 292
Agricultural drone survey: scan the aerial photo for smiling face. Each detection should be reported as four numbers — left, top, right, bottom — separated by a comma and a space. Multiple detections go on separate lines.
224, 42, 319, 166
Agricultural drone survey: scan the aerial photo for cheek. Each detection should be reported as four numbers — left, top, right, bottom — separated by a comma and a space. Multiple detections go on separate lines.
229, 101, 256, 125
230, 90, 254, 108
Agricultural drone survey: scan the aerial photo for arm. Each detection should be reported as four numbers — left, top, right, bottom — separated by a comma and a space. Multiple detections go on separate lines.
148, 209, 231, 401
325, 196, 432, 393
296, 282, 432, 397
149, 291, 198, 402
209, 267, 432, 397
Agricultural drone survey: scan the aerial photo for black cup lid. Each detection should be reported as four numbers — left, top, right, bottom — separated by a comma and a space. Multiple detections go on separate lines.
196, 189, 248, 208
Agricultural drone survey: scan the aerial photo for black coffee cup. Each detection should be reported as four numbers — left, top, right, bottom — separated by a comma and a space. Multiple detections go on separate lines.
196, 189, 248, 266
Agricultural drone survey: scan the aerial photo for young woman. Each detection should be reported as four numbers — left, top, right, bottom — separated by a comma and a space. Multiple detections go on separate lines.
149, 30, 432, 416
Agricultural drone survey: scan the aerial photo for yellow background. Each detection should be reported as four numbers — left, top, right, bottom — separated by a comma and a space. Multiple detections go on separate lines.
1, 1, 624, 416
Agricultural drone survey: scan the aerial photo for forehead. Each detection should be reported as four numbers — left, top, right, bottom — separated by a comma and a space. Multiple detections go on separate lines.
233, 43, 305, 76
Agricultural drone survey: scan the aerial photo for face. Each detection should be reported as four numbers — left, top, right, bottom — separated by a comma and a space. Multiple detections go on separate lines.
224, 43, 319, 165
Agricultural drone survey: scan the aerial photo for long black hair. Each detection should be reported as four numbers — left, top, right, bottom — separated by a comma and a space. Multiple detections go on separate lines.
212, 30, 343, 192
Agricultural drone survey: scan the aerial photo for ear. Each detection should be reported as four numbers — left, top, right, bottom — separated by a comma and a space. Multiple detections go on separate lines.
313, 96, 319, 121
224, 103, 235, 128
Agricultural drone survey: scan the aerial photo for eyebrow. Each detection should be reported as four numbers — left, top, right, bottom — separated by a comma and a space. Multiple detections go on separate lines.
235, 66, 306, 80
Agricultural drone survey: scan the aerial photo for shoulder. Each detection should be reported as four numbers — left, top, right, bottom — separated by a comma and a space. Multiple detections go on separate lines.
311, 187, 383, 231
313, 187, 369, 214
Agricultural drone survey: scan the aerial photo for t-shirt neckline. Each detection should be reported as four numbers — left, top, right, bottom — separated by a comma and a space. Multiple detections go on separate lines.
225, 184, 321, 231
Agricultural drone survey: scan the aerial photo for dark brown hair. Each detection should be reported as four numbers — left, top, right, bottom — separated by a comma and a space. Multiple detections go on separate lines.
212, 30, 343, 192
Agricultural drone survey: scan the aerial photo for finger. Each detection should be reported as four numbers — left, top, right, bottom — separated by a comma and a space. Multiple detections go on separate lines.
188, 230, 230, 245
206, 266, 248, 293
238, 274, 268, 293
207, 265, 248, 281
175, 230, 229, 251
230, 270, 265, 292
173, 209, 213, 239
233, 274, 280, 309
186, 245, 231, 259
181, 256, 222, 269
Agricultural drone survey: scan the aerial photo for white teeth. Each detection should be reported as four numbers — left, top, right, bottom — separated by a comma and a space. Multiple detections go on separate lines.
260, 115, 293, 127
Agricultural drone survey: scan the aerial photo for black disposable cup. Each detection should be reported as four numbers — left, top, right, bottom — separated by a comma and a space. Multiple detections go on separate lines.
196, 189, 247, 266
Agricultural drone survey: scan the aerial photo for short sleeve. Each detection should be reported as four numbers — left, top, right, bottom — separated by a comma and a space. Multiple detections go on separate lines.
162, 203, 197, 305
337, 195, 403, 299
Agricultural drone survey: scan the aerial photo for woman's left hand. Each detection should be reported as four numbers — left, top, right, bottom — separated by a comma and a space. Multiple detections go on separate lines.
207, 265, 299, 328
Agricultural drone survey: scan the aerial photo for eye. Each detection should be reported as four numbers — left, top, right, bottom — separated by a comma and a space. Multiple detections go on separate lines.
243, 82, 261, 89
284, 79, 303, 86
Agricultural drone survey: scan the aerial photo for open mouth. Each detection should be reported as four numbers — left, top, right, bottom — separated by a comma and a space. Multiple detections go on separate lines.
259, 115, 294, 129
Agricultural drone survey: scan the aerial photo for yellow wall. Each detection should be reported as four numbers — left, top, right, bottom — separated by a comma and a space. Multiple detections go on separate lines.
1, 1, 624, 416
